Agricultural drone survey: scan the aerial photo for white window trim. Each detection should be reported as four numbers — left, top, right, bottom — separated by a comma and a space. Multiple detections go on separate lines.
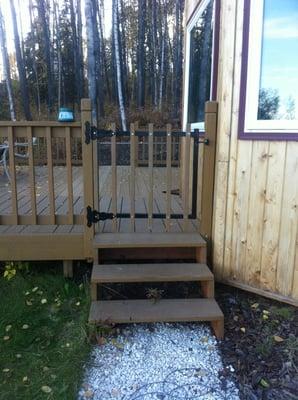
244, 0, 298, 133
183, 0, 215, 132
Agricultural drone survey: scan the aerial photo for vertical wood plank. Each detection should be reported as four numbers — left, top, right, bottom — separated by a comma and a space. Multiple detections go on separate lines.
65, 127, 74, 224
221, 0, 245, 281
81, 99, 94, 259
200, 102, 218, 240
27, 126, 37, 224
183, 125, 191, 232
260, 142, 286, 291
46, 127, 55, 224
276, 142, 298, 296
245, 141, 269, 286
7, 126, 18, 224
212, 0, 238, 277
111, 123, 117, 232
166, 124, 172, 232
130, 123, 136, 232
230, 140, 253, 282
148, 123, 154, 231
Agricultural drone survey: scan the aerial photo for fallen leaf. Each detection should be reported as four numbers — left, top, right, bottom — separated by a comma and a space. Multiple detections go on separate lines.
16, 354, 22, 359
260, 378, 269, 388
5, 325, 12, 332
75, 301, 80, 306
273, 335, 284, 343
26, 300, 33, 306
251, 303, 259, 309
3, 336, 10, 341
22, 324, 29, 330
41, 299, 47, 304
240, 327, 246, 333
84, 390, 94, 398
263, 310, 270, 315
41, 385, 52, 393
111, 339, 124, 349
263, 314, 269, 320
3, 368, 10, 373
25, 291, 30, 296
32, 287, 38, 292
23, 376, 28, 382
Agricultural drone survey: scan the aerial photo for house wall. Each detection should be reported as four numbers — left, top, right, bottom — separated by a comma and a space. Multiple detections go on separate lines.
184, 0, 298, 304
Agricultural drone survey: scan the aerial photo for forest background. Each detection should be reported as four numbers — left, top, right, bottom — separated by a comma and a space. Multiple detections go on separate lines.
0, 0, 185, 128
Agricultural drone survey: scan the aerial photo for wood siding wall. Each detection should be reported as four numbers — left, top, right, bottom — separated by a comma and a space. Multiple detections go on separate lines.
184, 0, 298, 304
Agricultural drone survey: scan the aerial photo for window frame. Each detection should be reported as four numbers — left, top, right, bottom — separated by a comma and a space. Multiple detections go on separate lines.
239, 0, 298, 141
183, 0, 220, 131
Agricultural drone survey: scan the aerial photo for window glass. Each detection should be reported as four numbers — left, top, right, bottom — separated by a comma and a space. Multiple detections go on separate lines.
187, 0, 214, 125
258, 0, 298, 121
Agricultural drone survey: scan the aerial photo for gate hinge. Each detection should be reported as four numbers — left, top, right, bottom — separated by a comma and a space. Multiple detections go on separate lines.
86, 206, 114, 227
85, 122, 97, 144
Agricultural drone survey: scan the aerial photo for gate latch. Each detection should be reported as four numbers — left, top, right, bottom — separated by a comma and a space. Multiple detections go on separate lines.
86, 206, 114, 227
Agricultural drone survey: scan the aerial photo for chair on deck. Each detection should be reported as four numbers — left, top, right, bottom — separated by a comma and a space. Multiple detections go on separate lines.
0, 138, 37, 182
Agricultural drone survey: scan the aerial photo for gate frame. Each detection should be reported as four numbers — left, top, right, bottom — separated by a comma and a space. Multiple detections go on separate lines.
81, 99, 218, 260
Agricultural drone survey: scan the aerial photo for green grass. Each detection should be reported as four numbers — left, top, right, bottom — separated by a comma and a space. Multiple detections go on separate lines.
0, 270, 91, 400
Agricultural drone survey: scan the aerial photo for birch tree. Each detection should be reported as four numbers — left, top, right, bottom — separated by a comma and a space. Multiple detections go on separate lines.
112, 0, 127, 130
0, 5, 16, 121
137, 0, 146, 109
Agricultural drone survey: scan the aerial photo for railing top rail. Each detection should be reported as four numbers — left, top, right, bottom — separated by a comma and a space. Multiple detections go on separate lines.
0, 121, 81, 127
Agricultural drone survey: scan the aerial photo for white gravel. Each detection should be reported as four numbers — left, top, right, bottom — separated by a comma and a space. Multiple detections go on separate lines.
79, 323, 239, 400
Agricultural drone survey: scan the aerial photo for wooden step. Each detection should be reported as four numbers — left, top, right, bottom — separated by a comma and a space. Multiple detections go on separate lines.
89, 298, 224, 339
93, 232, 206, 249
91, 263, 213, 283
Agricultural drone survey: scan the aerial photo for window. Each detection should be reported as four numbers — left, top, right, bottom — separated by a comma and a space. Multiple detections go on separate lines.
183, 0, 219, 131
239, 0, 298, 140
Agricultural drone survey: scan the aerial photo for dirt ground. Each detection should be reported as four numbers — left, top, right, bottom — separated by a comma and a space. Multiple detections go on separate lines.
216, 284, 297, 400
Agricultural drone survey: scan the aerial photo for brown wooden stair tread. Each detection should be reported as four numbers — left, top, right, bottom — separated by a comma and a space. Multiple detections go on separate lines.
93, 232, 206, 248
91, 263, 213, 283
89, 298, 223, 324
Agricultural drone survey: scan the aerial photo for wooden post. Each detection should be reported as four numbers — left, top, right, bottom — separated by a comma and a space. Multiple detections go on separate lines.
81, 99, 94, 259
165, 124, 172, 232
200, 102, 218, 251
63, 260, 73, 278
130, 123, 136, 232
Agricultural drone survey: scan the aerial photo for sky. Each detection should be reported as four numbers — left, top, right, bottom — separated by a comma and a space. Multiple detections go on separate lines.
260, 0, 298, 118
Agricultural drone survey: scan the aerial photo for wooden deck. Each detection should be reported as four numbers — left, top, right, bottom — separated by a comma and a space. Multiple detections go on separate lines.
0, 165, 197, 235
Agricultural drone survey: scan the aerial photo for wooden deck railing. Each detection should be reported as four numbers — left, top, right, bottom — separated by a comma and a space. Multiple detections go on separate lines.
0, 100, 218, 263
0, 121, 84, 225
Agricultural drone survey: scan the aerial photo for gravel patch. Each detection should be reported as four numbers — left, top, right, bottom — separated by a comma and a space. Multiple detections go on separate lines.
79, 323, 239, 400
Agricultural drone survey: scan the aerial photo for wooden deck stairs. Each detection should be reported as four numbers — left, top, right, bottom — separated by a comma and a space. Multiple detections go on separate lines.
89, 233, 224, 339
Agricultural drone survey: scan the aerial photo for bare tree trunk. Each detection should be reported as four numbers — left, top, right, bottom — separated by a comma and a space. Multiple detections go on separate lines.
137, 0, 146, 109
98, 0, 111, 101
76, 0, 84, 99
29, 0, 41, 116
0, 5, 16, 121
37, 0, 54, 115
9, 0, 32, 120
53, 0, 61, 109
69, 0, 81, 106
151, 0, 158, 108
112, 0, 127, 130
85, 0, 97, 123
93, 0, 104, 117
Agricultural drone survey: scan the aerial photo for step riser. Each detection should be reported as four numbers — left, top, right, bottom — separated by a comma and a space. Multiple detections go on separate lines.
97, 247, 206, 263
